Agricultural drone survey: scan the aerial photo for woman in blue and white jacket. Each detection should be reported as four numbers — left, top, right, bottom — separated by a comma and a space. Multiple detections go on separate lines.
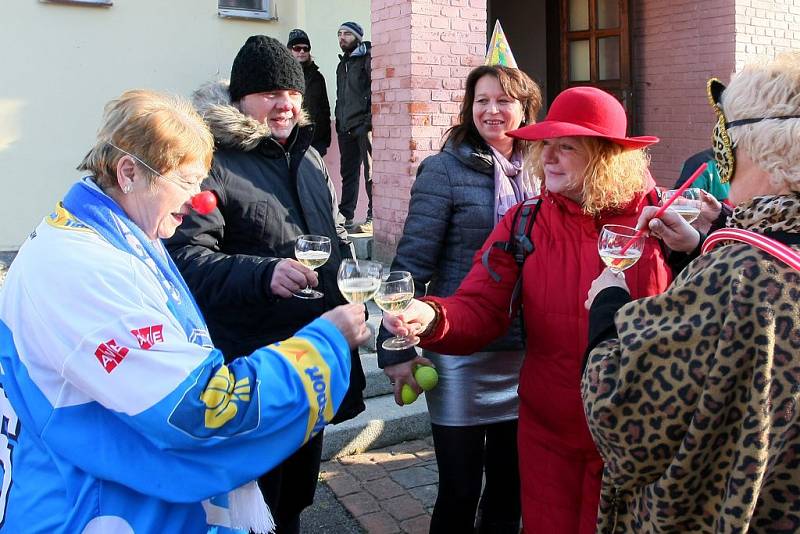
0, 89, 368, 534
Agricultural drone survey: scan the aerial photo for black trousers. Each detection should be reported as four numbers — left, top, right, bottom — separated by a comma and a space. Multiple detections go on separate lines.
429, 420, 521, 534
337, 129, 372, 221
256, 431, 324, 534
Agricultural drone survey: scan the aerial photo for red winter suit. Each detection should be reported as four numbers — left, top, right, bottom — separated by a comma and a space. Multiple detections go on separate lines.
419, 188, 672, 533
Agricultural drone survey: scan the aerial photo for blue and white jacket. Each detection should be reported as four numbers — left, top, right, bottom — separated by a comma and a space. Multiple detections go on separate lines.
0, 189, 351, 533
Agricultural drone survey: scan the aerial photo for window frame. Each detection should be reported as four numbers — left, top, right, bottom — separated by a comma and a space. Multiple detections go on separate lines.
39, 0, 113, 6
218, 0, 277, 21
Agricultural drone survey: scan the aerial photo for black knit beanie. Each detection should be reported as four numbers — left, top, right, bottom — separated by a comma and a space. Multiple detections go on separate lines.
287, 29, 311, 49
229, 35, 305, 102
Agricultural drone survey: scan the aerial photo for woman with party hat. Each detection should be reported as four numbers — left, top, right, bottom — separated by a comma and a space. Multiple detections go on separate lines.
377, 21, 540, 533
383, 84, 673, 532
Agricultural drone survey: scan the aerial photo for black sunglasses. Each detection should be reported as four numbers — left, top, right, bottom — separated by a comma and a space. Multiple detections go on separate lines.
291, 45, 310, 52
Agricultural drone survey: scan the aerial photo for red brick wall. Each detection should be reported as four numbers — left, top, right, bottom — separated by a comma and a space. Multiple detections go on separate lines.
634, 0, 800, 187
632, 1, 736, 186
371, 0, 486, 262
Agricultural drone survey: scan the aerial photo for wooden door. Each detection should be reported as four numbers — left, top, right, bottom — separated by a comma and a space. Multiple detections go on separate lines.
559, 0, 633, 127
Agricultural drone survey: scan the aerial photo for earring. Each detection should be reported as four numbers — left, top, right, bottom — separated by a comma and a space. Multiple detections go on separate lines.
122, 183, 133, 194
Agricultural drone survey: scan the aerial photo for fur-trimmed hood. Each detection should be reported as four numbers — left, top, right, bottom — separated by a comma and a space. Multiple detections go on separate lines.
192, 79, 309, 152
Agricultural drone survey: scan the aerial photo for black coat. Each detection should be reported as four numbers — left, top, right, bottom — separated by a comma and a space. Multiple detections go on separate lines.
335, 41, 371, 134
302, 61, 331, 155
166, 80, 365, 423
376, 140, 526, 369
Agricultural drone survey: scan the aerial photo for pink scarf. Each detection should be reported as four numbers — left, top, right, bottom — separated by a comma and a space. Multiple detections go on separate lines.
490, 146, 537, 224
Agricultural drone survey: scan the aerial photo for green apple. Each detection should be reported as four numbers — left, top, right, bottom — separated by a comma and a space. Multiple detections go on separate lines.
401, 384, 418, 405
414, 365, 438, 391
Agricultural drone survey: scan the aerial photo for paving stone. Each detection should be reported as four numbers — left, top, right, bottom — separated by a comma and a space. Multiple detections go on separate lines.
414, 449, 436, 462
357, 511, 402, 534
382, 452, 423, 472
389, 466, 440, 489
346, 461, 389, 482
400, 514, 432, 534
409, 483, 438, 510
324, 472, 362, 498
388, 439, 430, 455
365, 450, 397, 463
422, 461, 438, 473
363, 477, 407, 500
383, 494, 427, 521
340, 491, 381, 518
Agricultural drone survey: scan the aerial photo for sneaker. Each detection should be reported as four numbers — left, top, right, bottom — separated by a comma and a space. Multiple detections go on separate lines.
356, 218, 373, 234
343, 218, 355, 231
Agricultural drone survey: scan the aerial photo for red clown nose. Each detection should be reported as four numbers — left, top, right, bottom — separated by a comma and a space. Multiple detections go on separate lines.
191, 191, 217, 215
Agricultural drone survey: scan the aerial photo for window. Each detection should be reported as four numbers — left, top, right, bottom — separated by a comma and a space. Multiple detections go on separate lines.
40, 0, 112, 5
218, 0, 277, 21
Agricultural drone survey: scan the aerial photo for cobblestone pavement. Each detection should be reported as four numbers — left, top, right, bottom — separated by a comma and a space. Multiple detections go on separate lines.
317, 437, 437, 534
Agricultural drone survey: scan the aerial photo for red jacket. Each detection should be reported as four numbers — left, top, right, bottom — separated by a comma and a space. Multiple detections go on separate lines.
421, 188, 672, 533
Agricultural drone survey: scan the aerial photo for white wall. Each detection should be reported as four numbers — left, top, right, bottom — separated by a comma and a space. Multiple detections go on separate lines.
0, 0, 369, 249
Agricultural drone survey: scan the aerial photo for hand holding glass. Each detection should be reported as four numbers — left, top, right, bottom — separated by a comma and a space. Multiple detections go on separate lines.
294, 235, 331, 299
598, 224, 645, 274
336, 259, 383, 304
661, 188, 703, 223
375, 271, 419, 351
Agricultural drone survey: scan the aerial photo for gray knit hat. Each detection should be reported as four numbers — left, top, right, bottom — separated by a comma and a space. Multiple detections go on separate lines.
229, 35, 305, 102
338, 21, 364, 41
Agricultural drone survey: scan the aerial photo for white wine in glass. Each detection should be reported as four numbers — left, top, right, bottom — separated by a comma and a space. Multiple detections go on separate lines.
294, 235, 331, 299
375, 271, 419, 351
337, 259, 383, 304
597, 224, 645, 275
662, 188, 703, 223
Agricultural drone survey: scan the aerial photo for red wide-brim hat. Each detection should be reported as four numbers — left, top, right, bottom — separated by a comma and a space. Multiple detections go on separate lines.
507, 86, 659, 149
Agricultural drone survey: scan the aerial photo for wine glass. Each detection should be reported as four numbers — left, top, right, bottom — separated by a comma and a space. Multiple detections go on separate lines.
294, 235, 331, 299
662, 188, 703, 224
375, 271, 419, 351
597, 224, 645, 275
336, 259, 383, 304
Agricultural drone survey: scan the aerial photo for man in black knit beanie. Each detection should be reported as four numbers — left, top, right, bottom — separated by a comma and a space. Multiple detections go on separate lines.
167, 34, 366, 534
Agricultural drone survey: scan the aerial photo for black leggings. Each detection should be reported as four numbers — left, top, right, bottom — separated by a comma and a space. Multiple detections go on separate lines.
429, 420, 521, 534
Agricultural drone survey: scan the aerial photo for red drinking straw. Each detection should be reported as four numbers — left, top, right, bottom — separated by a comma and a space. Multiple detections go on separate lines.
617, 162, 709, 256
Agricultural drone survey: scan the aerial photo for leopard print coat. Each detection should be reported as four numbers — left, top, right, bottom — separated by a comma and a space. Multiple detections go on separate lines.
582, 193, 800, 533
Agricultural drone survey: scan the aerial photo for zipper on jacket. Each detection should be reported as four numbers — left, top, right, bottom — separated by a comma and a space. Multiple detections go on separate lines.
285, 152, 291, 170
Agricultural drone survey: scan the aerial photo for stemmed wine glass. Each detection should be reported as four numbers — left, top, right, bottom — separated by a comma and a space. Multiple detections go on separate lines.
336, 259, 383, 304
597, 224, 645, 275
294, 235, 331, 299
375, 271, 419, 351
661, 188, 703, 224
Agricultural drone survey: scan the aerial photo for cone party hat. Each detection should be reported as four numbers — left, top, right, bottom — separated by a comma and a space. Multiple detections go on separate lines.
484, 20, 518, 68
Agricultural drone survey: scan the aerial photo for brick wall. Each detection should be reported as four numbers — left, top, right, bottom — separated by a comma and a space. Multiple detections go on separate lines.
733, 0, 800, 71
632, 0, 736, 186
634, 0, 800, 187
371, 0, 486, 262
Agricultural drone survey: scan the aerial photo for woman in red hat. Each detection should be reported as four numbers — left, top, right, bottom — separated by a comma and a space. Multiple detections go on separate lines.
383, 86, 673, 533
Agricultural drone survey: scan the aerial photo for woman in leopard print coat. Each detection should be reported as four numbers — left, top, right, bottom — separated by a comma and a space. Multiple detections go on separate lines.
582, 52, 800, 533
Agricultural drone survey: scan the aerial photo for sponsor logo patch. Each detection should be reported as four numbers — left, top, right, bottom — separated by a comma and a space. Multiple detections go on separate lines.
131, 324, 164, 350
94, 339, 129, 373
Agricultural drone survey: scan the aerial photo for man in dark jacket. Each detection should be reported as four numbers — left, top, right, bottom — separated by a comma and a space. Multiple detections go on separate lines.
287, 28, 331, 157
166, 35, 366, 534
335, 21, 373, 232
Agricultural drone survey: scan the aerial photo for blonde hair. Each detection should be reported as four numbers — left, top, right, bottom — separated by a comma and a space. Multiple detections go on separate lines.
78, 90, 214, 191
531, 137, 649, 216
722, 51, 800, 191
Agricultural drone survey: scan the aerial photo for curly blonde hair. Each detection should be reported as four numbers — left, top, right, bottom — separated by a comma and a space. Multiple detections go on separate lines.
722, 51, 800, 191
531, 137, 649, 216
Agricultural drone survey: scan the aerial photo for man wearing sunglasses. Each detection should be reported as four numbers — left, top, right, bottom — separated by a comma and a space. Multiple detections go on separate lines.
287, 29, 331, 158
